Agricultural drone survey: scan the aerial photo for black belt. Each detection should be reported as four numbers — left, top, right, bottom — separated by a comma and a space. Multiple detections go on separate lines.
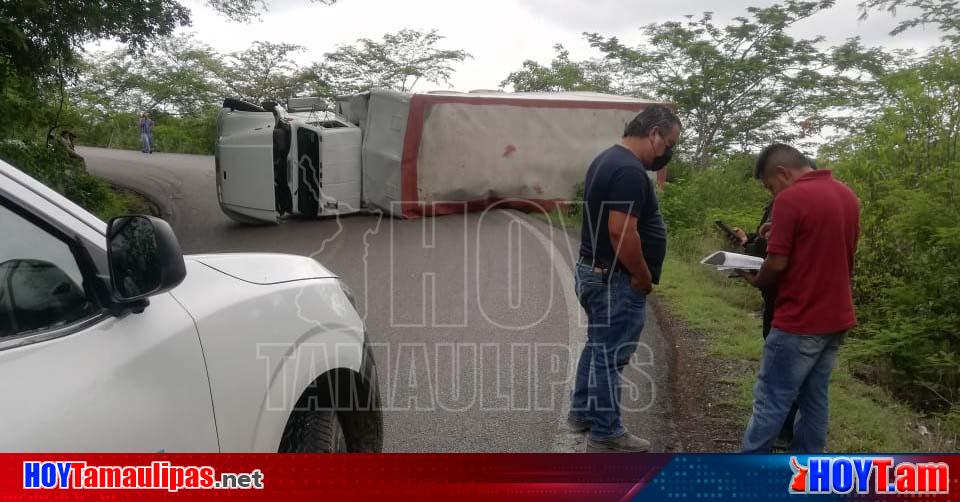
578, 255, 615, 274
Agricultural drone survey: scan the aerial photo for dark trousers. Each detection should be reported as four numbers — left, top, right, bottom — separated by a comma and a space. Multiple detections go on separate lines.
570, 263, 647, 440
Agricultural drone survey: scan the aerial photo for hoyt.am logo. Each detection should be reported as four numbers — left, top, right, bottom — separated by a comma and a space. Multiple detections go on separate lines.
789, 456, 949, 495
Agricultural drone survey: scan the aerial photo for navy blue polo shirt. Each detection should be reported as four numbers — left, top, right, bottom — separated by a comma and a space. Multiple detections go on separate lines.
579, 145, 667, 283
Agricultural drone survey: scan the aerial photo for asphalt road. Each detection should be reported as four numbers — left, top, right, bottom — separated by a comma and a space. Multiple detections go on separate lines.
79, 146, 674, 453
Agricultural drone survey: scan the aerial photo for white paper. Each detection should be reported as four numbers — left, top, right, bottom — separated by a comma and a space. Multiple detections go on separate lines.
700, 251, 764, 271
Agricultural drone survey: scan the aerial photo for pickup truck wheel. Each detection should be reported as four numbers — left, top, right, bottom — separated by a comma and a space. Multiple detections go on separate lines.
279, 409, 347, 453
279, 350, 383, 453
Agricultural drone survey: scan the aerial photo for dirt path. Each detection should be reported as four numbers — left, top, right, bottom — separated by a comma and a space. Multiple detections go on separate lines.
652, 297, 746, 452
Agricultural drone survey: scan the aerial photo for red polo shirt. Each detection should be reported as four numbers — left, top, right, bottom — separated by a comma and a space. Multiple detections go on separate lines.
766, 170, 860, 334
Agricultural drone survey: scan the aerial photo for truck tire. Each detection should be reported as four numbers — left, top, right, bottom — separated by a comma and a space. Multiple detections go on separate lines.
221, 98, 265, 113
279, 409, 347, 453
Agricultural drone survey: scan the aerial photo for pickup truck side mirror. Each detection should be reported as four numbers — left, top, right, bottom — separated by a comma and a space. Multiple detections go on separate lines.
106, 216, 186, 303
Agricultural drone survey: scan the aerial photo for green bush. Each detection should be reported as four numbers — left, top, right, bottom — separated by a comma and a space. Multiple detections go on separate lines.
822, 50, 960, 409
660, 50, 960, 413
660, 155, 770, 261
0, 140, 121, 219
72, 107, 218, 155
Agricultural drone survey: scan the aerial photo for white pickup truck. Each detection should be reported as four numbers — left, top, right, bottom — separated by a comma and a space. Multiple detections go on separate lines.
0, 158, 382, 452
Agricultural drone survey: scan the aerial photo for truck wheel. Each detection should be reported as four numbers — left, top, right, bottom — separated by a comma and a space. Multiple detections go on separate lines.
279, 409, 347, 453
222, 98, 266, 113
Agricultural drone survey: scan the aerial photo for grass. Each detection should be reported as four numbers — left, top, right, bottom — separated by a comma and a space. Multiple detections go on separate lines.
658, 237, 952, 452
531, 201, 957, 451
0, 141, 157, 221
97, 185, 159, 220
531, 204, 960, 452
528, 206, 582, 234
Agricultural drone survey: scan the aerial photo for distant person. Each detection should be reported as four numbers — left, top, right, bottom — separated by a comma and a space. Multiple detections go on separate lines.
738, 144, 859, 453
56, 130, 85, 169
139, 112, 154, 154
57, 130, 83, 159
569, 105, 681, 452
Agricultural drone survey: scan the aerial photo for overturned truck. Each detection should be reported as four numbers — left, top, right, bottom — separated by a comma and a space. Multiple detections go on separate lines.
215, 90, 664, 223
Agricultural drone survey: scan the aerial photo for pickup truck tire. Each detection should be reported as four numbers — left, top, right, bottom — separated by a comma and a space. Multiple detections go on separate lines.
279, 409, 347, 453
279, 351, 382, 453
337, 344, 385, 453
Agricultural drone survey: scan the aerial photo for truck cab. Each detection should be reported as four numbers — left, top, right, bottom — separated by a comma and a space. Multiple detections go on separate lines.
215, 98, 362, 224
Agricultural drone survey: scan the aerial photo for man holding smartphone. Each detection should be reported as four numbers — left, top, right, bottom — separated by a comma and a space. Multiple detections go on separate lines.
739, 144, 859, 453
728, 159, 817, 446
727, 204, 801, 449
729, 206, 775, 337
569, 105, 681, 452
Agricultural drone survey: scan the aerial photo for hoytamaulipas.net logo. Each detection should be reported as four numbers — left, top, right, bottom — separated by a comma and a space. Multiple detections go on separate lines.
23, 461, 264, 492
789, 456, 949, 495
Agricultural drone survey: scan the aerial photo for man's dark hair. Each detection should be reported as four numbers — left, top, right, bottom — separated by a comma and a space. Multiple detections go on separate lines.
623, 105, 681, 138
754, 143, 812, 179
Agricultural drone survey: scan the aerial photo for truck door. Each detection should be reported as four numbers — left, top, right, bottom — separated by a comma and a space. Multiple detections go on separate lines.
215, 103, 282, 224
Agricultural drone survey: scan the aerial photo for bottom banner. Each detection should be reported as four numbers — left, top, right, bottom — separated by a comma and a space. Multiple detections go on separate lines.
2, 454, 958, 501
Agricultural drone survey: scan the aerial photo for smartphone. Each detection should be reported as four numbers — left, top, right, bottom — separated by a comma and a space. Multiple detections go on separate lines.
714, 219, 740, 241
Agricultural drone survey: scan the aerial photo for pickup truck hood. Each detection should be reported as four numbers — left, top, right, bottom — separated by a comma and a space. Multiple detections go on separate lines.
187, 253, 337, 284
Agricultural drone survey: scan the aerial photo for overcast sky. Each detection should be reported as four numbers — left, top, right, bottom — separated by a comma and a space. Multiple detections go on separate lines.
92, 0, 944, 91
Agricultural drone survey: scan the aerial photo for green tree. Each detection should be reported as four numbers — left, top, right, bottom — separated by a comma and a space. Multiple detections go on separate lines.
0, 0, 343, 85
0, 0, 191, 85
314, 29, 471, 95
62, 35, 225, 153
858, 0, 960, 43
204, 0, 336, 23
0, 0, 341, 143
217, 41, 310, 104
77, 35, 224, 116
586, 1, 842, 164
501, 44, 623, 93
812, 37, 910, 138
820, 49, 960, 407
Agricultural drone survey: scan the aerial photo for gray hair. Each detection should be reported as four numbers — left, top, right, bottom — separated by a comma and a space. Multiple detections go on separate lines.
623, 105, 681, 138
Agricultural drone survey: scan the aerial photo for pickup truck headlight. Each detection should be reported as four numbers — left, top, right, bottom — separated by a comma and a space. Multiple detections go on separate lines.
338, 279, 358, 310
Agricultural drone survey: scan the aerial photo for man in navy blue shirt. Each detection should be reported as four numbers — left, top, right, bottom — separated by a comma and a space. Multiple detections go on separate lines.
569, 105, 681, 452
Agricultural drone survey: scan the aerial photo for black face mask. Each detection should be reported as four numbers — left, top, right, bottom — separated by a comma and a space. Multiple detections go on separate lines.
648, 144, 673, 172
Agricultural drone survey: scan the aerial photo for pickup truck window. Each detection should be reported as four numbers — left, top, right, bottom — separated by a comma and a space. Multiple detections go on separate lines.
0, 203, 97, 338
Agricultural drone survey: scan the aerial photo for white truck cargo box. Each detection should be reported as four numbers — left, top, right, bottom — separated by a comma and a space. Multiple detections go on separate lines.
339, 90, 666, 219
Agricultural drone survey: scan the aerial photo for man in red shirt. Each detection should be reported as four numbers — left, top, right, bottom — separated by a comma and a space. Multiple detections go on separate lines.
739, 143, 860, 453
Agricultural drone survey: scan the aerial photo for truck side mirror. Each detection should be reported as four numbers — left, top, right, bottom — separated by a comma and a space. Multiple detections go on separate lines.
106, 216, 186, 302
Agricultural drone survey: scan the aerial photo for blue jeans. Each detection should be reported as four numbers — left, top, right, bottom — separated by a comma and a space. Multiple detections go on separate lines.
569, 262, 647, 440
742, 328, 844, 453
141, 132, 153, 153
